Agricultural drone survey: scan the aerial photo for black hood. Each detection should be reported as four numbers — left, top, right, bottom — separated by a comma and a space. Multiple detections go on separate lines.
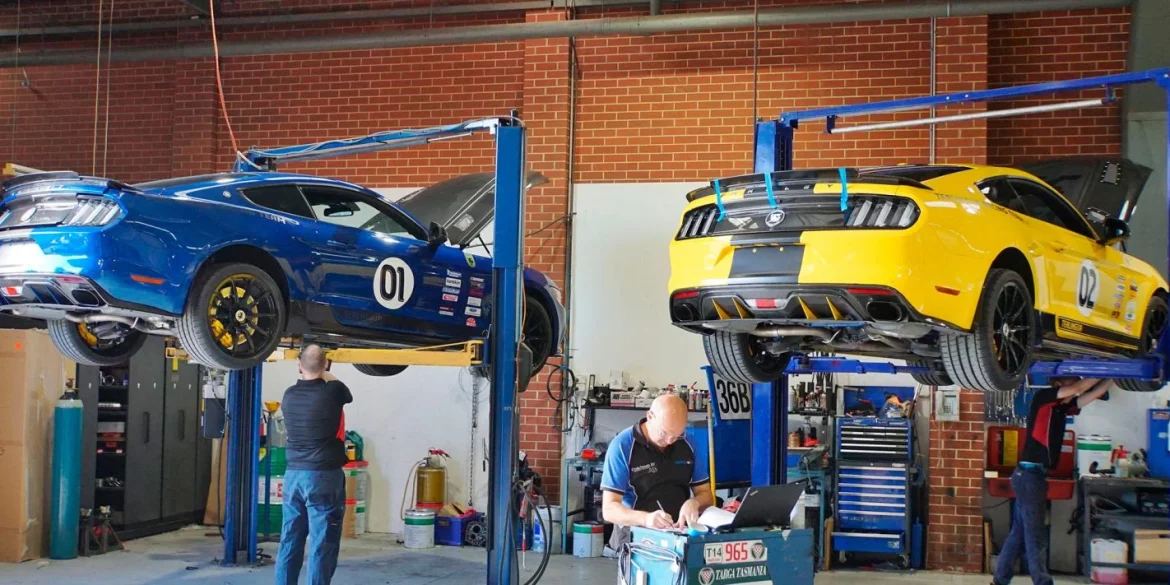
1022, 158, 1152, 227
397, 171, 548, 247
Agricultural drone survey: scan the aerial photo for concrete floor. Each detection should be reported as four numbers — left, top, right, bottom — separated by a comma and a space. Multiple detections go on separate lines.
0, 526, 1096, 585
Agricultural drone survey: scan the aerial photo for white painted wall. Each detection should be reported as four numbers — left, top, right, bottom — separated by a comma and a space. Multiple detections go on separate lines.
262, 362, 490, 535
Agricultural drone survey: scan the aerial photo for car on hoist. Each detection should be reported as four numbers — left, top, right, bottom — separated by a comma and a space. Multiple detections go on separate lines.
0, 170, 565, 376
668, 158, 1168, 393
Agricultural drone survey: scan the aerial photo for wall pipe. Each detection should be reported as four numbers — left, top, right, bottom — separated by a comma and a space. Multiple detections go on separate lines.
0, 0, 1131, 68
0, 0, 681, 38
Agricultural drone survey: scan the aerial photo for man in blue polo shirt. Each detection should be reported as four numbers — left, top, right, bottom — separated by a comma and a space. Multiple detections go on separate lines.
601, 394, 712, 558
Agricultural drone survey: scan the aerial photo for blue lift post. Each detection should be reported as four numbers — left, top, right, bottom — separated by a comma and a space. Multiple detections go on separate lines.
216, 118, 528, 585
745, 68, 1170, 510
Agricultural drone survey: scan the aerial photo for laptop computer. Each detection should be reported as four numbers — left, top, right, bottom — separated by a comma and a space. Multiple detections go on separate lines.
697, 482, 809, 532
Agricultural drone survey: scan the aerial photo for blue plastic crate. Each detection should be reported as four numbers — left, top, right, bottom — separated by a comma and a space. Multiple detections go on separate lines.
435, 512, 482, 546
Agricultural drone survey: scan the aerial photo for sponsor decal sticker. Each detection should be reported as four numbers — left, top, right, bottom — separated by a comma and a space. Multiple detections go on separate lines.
442, 293, 459, 302
443, 287, 461, 295
445, 277, 462, 288
466, 317, 477, 327
468, 296, 482, 307
447, 270, 462, 279
465, 306, 482, 317
465, 253, 476, 267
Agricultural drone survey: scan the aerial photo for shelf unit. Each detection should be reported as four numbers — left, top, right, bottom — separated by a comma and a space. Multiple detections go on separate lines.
76, 337, 213, 539
1079, 476, 1170, 581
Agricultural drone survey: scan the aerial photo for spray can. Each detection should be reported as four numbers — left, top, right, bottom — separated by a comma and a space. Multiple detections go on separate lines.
50, 388, 83, 559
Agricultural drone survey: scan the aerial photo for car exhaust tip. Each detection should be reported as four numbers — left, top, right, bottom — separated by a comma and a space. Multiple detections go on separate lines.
672, 303, 697, 322
867, 300, 904, 322
70, 289, 101, 307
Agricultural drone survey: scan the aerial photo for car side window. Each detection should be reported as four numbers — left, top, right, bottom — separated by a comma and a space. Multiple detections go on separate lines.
1007, 179, 1097, 239
978, 179, 1028, 214
300, 185, 420, 239
241, 184, 315, 219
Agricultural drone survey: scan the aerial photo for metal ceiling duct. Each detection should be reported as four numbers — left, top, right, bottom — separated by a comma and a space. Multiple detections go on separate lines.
0, 0, 1132, 68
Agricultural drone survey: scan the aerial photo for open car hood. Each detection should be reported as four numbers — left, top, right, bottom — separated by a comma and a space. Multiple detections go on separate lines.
1021, 158, 1152, 228
397, 171, 548, 247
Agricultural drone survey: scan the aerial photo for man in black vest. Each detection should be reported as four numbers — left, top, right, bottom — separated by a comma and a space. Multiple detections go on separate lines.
600, 394, 712, 568
993, 376, 1110, 585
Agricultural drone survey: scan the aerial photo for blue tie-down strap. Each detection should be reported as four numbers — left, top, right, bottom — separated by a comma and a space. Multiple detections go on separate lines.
838, 167, 849, 211
764, 172, 777, 208
714, 179, 726, 220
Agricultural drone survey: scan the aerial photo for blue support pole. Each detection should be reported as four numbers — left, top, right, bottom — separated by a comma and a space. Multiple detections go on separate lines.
750, 378, 788, 486
487, 122, 526, 585
248, 365, 263, 564
753, 121, 779, 174
223, 370, 242, 566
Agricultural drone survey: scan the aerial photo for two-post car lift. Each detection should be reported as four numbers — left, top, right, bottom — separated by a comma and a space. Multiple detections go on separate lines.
216, 116, 530, 585
743, 69, 1170, 490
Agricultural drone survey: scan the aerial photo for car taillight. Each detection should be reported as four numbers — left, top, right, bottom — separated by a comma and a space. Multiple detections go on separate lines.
62, 197, 122, 226
846, 197, 919, 228
677, 205, 720, 240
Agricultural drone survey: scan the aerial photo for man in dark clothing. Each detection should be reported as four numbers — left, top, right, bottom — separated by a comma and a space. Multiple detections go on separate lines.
275, 345, 354, 585
993, 377, 1111, 585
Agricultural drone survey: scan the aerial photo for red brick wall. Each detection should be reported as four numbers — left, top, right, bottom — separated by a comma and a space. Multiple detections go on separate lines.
987, 8, 1130, 165
1, 0, 1129, 527
927, 390, 987, 572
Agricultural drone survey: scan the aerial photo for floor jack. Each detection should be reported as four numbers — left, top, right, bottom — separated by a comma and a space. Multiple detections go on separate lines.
79, 506, 124, 556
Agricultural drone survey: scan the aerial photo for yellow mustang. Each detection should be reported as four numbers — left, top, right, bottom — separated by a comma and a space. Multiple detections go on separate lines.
668, 159, 1167, 392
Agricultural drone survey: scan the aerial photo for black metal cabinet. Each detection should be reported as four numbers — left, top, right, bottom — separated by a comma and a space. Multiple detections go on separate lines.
162, 360, 200, 519
124, 336, 166, 526
76, 366, 101, 510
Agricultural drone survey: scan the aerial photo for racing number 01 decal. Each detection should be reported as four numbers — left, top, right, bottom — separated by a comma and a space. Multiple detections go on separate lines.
1077, 259, 1099, 317
374, 257, 415, 310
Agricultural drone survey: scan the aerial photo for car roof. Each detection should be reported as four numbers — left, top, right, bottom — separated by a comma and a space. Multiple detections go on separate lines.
134, 172, 368, 195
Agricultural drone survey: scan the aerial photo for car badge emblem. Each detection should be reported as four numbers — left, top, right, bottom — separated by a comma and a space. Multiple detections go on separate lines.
764, 210, 786, 227
698, 568, 714, 585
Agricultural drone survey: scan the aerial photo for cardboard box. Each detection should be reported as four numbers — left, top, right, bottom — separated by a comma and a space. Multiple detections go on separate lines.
0, 330, 72, 563
1133, 529, 1170, 564
609, 391, 637, 407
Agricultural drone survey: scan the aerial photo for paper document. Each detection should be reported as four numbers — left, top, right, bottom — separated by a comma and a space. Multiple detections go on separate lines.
696, 507, 736, 530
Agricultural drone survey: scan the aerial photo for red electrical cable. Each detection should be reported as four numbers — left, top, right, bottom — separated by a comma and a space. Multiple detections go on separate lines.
208, 0, 240, 155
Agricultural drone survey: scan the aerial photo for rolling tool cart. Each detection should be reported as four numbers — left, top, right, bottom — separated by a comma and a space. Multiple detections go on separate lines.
831, 417, 920, 568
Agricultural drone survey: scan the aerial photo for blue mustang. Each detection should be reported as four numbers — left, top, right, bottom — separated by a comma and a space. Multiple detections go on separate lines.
0, 169, 564, 374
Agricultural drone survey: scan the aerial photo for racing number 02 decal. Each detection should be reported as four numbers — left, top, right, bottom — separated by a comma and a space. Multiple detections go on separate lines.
1077, 259, 1099, 317
374, 257, 415, 310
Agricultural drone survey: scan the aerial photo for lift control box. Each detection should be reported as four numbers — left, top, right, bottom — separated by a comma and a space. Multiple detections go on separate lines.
627, 526, 814, 585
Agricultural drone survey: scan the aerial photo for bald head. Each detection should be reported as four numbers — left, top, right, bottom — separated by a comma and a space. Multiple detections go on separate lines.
298, 344, 327, 378
644, 394, 689, 449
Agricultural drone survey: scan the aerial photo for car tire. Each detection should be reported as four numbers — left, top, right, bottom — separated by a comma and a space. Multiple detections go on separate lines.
703, 330, 791, 384
940, 269, 1035, 392
354, 364, 408, 377
1117, 295, 1168, 392
523, 294, 555, 378
910, 360, 952, 387
47, 319, 146, 367
177, 263, 286, 371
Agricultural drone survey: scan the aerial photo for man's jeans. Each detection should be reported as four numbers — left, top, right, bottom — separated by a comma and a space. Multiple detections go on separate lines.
993, 466, 1052, 585
275, 469, 346, 585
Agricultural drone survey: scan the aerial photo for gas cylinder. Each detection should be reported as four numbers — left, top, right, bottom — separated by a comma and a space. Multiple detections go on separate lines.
416, 449, 450, 510
50, 388, 83, 559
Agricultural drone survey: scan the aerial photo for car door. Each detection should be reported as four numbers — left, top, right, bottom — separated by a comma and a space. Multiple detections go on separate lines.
298, 183, 472, 341
1006, 178, 1139, 349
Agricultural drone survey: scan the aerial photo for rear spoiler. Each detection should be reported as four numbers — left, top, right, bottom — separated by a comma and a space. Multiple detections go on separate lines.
685, 167, 930, 202
1, 171, 140, 198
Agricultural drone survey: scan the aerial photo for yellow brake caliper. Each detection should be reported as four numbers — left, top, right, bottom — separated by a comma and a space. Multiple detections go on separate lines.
208, 276, 261, 350
77, 323, 100, 348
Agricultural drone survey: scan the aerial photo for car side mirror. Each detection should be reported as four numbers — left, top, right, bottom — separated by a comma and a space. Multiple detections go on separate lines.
1100, 217, 1130, 245
427, 221, 448, 249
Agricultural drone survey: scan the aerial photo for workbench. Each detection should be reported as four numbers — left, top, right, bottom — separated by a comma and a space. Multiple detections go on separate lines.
1079, 476, 1170, 581
626, 526, 814, 585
